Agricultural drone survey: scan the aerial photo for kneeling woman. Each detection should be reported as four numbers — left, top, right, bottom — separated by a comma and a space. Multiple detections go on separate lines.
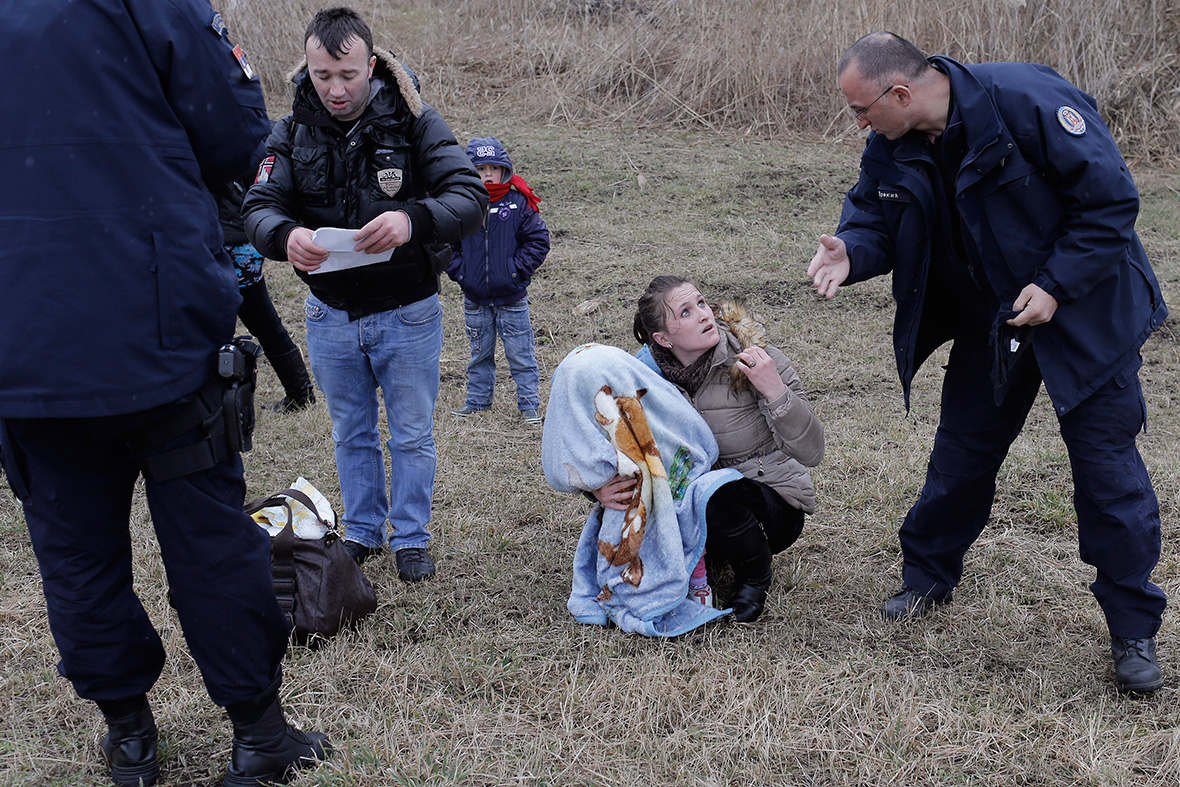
597, 276, 824, 622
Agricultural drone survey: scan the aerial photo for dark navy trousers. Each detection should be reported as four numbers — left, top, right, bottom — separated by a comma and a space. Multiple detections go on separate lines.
0, 397, 289, 705
899, 329, 1165, 638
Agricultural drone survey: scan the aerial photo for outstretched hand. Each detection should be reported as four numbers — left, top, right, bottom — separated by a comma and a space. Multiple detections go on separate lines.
807, 234, 850, 299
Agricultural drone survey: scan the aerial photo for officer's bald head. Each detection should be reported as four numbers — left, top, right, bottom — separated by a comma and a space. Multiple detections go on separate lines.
838, 32, 930, 85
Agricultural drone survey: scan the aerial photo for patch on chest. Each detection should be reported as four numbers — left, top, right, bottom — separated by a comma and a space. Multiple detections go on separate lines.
1056, 106, 1086, 136
377, 168, 403, 197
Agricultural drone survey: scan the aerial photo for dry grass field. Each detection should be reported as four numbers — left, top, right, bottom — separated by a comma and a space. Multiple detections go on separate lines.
3, 2, 1180, 785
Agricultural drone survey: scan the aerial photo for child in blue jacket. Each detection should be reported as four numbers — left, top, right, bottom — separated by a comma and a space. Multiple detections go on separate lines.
448, 137, 550, 423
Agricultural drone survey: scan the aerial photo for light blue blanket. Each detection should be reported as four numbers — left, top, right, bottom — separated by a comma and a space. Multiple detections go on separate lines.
541, 344, 739, 636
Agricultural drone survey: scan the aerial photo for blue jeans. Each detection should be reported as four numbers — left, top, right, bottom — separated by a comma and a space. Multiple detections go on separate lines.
305, 293, 441, 551
463, 297, 540, 410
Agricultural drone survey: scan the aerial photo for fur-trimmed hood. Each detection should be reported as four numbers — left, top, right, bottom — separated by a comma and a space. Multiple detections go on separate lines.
289, 46, 423, 120
714, 298, 767, 395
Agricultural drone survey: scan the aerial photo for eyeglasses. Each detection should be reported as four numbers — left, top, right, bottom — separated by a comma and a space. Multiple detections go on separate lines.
850, 84, 903, 120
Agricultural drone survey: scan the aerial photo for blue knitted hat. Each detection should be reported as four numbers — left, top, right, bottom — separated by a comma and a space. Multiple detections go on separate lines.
466, 137, 513, 179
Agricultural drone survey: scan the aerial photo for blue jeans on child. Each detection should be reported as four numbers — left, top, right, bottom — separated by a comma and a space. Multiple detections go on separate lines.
463, 296, 540, 411
304, 293, 441, 552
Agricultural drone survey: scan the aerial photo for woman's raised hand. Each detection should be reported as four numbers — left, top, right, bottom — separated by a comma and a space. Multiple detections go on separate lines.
734, 347, 788, 402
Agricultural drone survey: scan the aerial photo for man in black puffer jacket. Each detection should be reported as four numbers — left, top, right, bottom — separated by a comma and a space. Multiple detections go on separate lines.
243, 6, 485, 581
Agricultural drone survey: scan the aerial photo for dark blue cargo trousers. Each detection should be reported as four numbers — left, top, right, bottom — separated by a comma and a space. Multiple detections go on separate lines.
898, 329, 1165, 638
0, 395, 288, 705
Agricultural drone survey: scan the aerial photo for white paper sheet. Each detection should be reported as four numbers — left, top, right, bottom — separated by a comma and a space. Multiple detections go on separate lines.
308, 227, 392, 274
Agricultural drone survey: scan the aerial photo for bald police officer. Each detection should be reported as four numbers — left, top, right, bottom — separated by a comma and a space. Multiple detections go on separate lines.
809, 32, 1167, 693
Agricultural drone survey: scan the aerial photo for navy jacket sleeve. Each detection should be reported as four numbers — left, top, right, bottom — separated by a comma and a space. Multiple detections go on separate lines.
837, 159, 899, 286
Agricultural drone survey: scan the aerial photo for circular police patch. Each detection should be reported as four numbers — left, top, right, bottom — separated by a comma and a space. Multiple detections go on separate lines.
1056, 106, 1086, 136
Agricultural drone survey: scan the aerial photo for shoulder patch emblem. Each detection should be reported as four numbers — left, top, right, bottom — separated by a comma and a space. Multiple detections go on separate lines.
255, 156, 274, 184
232, 45, 255, 80
1056, 106, 1086, 136
377, 168, 403, 197
210, 12, 227, 37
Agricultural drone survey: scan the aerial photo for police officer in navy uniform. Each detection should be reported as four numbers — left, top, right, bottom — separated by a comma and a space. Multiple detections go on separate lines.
0, 2, 328, 785
808, 32, 1167, 693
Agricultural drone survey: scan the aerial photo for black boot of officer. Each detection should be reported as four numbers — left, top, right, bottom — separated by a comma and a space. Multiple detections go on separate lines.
223, 683, 330, 787
99, 696, 159, 787
707, 501, 773, 623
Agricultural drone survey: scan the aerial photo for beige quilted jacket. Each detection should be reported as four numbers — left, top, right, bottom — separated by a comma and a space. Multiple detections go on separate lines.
674, 304, 824, 513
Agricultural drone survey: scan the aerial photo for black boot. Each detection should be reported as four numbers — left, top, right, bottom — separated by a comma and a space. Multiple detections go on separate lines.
100, 699, 159, 787
224, 691, 330, 786
266, 348, 315, 413
707, 497, 773, 623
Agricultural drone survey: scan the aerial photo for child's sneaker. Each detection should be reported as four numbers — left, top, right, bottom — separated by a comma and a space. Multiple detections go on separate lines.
689, 583, 713, 607
521, 409, 542, 424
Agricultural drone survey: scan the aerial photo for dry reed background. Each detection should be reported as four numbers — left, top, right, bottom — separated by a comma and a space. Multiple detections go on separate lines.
225, 0, 1180, 158
2, 1, 1180, 785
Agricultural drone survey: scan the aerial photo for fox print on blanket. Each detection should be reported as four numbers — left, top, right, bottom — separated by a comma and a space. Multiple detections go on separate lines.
593, 384, 668, 587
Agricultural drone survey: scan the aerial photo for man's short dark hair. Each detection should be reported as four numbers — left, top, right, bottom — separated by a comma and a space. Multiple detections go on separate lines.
838, 31, 929, 84
305, 7, 373, 59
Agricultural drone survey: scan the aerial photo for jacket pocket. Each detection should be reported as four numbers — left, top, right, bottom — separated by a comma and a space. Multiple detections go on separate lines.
980, 164, 1061, 280
370, 145, 413, 203
291, 146, 331, 206
151, 231, 176, 350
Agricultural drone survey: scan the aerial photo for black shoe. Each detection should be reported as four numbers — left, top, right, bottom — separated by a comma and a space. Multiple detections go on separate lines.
881, 586, 951, 621
1111, 636, 1164, 693
224, 698, 330, 787
728, 584, 769, 623
101, 704, 159, 787
395, 547, 436, 582
342, 539, 383, 565
270, 388, 316, 414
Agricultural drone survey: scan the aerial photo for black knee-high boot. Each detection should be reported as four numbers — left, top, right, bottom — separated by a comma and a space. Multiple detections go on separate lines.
707, 496, 773, 623
266, 348, 315, 413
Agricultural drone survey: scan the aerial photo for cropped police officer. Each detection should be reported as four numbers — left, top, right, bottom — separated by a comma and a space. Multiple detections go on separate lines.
0, 2, 328, 784
808, 32, 1167, 693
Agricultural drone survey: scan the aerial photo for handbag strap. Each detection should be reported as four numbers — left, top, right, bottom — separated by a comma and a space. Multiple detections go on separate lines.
243, 487, 331, 625
244, 487, 328, 526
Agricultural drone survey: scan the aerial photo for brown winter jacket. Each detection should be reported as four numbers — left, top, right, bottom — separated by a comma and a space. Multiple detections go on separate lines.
647, 304, 824, 513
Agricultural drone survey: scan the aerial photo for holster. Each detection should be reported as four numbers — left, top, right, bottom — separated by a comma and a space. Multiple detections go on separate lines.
135, 337, 261, 482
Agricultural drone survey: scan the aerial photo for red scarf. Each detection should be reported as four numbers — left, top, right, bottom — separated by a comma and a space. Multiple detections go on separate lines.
485, 174, 541, 212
